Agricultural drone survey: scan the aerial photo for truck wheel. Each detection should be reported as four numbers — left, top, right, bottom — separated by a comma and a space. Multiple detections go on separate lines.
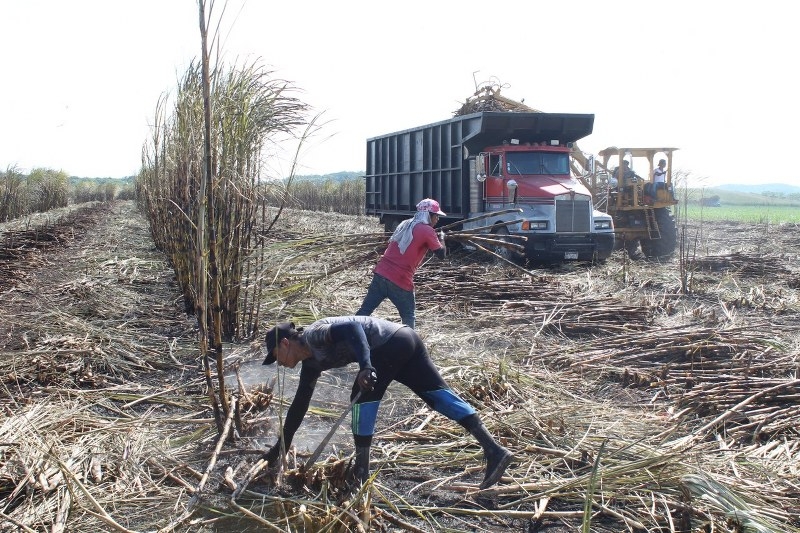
641, 208, 678, 258
383, 217, 401, 234
490, 226, 514, 261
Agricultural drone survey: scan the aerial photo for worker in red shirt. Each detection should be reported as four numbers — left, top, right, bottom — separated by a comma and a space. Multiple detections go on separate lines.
356, 198, 446, 328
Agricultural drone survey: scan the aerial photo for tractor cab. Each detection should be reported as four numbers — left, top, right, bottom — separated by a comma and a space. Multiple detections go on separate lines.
597, 147, 679, 210
579, 147, 680, 259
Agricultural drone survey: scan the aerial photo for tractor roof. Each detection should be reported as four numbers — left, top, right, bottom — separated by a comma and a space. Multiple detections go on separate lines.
598, 147, 679, 158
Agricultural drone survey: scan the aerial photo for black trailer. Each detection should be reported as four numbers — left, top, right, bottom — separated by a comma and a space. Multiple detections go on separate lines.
365, 111, 594, 224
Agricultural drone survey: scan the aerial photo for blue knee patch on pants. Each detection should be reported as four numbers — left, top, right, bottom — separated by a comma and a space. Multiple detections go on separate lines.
352, 401, 380, 436
420, 388, 476, 421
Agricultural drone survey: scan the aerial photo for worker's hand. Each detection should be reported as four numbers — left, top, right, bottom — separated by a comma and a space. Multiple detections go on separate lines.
261, 444, 281, 467
357, 366, 377, 392
438, 230, 445, 243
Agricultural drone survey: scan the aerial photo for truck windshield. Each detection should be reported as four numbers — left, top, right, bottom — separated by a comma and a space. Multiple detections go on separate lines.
505, 152, 569, 175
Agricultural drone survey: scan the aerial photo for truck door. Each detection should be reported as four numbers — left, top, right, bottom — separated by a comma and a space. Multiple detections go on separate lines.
485, 153, 506, 203
489, 154, 502, 177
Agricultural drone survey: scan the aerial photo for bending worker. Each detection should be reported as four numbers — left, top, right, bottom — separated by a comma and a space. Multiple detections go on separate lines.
261, 315, 513, 489
355, 198, 446, 329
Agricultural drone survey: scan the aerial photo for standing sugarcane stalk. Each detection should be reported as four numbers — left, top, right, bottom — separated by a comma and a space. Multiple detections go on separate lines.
197, 0, 227, 431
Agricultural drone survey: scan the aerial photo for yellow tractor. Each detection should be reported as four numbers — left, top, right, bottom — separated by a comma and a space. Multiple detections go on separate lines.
576, 147, 679, 259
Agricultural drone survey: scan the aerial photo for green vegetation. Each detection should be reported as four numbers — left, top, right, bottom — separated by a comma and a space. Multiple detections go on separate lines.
0, 166, 69, 219
680, 186, 800, 224
683, 204, 799, 224
275, 175, 365, 215
685, 186, 800, 207
72, 176, 136, 202
0, 169, 136, 222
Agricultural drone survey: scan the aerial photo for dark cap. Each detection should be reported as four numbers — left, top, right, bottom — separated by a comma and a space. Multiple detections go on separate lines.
263, 321, 296, 365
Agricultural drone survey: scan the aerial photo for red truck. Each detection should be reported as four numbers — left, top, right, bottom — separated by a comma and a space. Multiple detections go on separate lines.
364, 111, 615, 263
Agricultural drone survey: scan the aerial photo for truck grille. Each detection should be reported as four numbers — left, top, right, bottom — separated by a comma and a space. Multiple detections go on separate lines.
555, 199, 590, 232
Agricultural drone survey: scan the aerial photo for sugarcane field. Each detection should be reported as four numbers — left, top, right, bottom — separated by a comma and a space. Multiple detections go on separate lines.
2, 3, 800, 531
1, 196, 798, 533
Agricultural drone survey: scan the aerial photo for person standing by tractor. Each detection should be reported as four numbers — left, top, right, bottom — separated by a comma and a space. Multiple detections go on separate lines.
355, 198, 446, 329
653, 159, 667, 187
646, 159, 670, 200
260, 315, 514, 488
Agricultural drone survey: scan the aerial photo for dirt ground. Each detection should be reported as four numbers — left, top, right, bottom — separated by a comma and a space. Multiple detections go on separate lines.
1, 201, 799, 532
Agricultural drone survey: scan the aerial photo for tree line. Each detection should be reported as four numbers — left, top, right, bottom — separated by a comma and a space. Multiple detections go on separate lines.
0, 167, 137, 221
761, 191, 800, 200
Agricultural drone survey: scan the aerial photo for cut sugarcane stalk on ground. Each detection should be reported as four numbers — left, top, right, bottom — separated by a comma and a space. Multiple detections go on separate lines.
436, 208, 523, 232
303, 391, 363, 471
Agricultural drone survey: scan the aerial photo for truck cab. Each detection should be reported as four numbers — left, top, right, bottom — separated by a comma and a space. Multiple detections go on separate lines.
473, 142, 614, 262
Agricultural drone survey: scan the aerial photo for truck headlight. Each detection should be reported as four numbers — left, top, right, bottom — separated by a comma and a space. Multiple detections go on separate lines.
594, 219, 613, 230
522, 220, 548, 230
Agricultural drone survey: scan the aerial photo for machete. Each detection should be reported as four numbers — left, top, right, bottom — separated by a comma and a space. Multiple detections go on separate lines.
303, 390, 362, 470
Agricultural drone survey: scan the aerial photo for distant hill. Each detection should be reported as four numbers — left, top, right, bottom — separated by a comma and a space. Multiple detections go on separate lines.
293, 171, 363, 182
69, 176, 135, 186
717, 183, 800, 194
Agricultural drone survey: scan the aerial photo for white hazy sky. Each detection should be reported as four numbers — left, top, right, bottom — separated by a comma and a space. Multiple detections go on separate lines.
2, 0, 798, 187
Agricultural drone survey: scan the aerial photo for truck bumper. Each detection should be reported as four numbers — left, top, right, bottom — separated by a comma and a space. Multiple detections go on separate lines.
523, 233, 615, 262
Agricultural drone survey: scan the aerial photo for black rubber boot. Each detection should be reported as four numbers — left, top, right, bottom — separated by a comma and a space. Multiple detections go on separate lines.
353, 445, 371, 483
480, 439, 513, 489
460, 414, 513, 489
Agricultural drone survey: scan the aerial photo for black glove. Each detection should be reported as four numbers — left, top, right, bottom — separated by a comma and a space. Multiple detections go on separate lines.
262, 443, 281, 466
356, 366, 377, 392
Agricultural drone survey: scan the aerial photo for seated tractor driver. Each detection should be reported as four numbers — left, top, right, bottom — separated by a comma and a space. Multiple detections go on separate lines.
612, 161, 640, 188
615, 160, 643, 205
621, 160, 641, 185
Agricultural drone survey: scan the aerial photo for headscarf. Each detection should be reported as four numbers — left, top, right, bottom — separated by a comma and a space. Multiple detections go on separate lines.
389, 210, 432, 254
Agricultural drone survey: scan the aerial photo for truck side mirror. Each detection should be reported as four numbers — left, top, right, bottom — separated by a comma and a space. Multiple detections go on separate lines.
475, 154, 487, 182
588, 155, 595, 175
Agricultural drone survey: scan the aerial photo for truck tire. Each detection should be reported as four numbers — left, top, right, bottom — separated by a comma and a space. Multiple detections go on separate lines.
641, 208, 678, 258
490, 226, 516, 261
383, 217, 401, 234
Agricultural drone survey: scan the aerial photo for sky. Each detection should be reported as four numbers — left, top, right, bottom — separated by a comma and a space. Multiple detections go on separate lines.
1, 0, 798, 187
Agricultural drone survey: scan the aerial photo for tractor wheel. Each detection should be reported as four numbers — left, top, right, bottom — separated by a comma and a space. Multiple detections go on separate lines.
641, 208, 678, 258
624, 239, 644, 260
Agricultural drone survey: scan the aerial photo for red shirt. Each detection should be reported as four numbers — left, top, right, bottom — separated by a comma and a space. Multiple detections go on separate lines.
373, 223, 442, 291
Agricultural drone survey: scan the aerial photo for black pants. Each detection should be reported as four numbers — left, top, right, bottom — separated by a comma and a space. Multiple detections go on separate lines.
350, 327, 476, 444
